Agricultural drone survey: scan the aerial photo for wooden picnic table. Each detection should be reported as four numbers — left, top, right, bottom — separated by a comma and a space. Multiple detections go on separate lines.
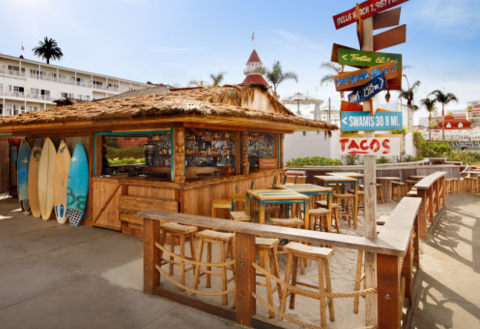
246, 189, 310, 228
377, 177, 401, 202
274, 184, 333, 231
314, 175, 359, 229
326, 172, 364, 179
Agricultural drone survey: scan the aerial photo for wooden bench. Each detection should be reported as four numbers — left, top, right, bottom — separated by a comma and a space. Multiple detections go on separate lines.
410, 172, 446, 238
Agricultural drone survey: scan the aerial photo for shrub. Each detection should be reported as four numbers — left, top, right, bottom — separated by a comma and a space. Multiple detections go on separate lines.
347, 154, 360, 165
286, 156, 343, 167
448, 150, 480, 165
376, 156, 390, 164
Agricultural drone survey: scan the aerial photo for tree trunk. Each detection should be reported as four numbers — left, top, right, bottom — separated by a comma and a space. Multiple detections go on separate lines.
442, 104, 445, 141
46, 57, 50, 64
429, 114, 432, 141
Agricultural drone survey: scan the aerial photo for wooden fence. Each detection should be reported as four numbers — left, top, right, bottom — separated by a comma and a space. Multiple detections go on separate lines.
140, 195, 423, 329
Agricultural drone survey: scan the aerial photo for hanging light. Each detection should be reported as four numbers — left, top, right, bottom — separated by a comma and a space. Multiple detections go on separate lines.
385, 90, 391, 103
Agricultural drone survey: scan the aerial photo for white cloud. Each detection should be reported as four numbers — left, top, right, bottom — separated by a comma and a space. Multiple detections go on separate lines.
149, 47, 206, 53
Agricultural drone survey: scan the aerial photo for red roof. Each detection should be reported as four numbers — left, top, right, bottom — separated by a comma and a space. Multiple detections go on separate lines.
246, 49, 262, 64
243, 74, 268, 86
437, 115, 472, 130
433, 113, 466, 120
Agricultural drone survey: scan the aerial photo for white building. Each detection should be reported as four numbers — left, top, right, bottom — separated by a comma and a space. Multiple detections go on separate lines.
0, 53, 150, 116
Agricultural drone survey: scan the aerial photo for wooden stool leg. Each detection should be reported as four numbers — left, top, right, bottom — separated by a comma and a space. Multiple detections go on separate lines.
207, 242, 212, 288
353, 250, 363, 314
169, 233, 175, 276
289, 256, 299, 310
159, 229, 167, 264
318, 258, 327, 328
189, 234, 196, 264
264, 249, 274, 318
193, 238, 204, 294
324, 258, 335, 321
334, 207, 341, 233
180, 234, 186, 292
221, 242, 228, 305
272, 247, 282, 301
280, 253, 294, 313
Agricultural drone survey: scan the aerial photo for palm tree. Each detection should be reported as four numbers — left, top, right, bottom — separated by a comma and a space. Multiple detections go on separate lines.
420, 97, 437, 141
398, 75, 421, 130
430, 90, 458, 140
32, 37, 63, 64
259, 61, 298, 97
320, 62, 344, 100
210, 72, 226, 86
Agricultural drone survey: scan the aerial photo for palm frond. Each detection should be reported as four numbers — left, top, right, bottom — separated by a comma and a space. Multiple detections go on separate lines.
320, 74, 335, 86
320, 62, 341, 74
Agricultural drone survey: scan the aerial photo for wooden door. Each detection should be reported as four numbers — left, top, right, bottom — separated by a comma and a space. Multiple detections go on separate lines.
92, 179, 122, 230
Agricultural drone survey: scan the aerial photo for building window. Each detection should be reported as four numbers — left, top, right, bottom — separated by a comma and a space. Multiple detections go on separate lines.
108, 83, 119, 91
61, 92, 68, 98
8, 85, 25, 96
93, 80, 103, 89
0, 104, 3, 115
27, 105, 39, 112
7, 65, 25, 76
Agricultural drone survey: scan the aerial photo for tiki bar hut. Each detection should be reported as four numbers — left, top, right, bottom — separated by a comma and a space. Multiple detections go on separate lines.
0, 83, 337, 237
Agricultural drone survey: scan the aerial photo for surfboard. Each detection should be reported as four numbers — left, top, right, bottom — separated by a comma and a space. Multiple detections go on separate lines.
67, 142, 89, 227
29, 142, 42, 218
53, 141, 71, 224
38, 138, 56, 221
17, 140, 31, 215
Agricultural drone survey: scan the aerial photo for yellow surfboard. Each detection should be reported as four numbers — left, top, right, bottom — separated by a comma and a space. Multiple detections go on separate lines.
38, 138, 56, 220
53, 141, 71, 224
29, 142, 42, 218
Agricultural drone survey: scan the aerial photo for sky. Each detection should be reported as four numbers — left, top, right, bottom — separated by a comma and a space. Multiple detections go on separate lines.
0, 0, 479, 122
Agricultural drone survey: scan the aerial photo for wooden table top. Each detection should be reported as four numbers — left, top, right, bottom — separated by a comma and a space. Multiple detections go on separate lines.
410, 175, 427, 179
377, 177, 401, 181
462, 171, 480, 174
314, 175, 359, 183
247, 189, 309, 200
326, 172, 364, 178
274, 184, 332, 193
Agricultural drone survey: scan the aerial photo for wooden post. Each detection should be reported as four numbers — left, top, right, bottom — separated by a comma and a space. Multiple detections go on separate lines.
279, 133, 284, 169
413, 215, 420, 266
377, 254, 401, 329
362, 16, 378, 328
416, 189, 428, 238
235, 233, 256, 327
94, 134, 103, 175
235, 132, 241, 174
174, 128, 185, 184
401, 235, 414, 305
241, 132, 249, 175
144, 217, 161, 294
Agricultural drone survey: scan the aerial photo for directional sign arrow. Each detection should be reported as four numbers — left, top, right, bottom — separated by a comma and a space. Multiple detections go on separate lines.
342, 117, 348, 125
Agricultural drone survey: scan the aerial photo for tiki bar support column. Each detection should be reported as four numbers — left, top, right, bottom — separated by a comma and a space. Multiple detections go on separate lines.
241, 131, 249, 175
174, 127, 185, 184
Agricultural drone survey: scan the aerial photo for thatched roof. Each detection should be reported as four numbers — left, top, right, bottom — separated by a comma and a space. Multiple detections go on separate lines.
99, 85, 170, 101
0, 84, 338, 131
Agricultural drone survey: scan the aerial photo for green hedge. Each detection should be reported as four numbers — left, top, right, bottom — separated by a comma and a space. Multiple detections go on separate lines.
108, 157, 145, 165
286, 156, 343, 167
106, 146, 144, 160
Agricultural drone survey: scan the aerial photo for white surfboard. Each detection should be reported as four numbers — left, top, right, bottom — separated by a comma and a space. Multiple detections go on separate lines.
53, 141, 71, 224
38, 138, 56, 220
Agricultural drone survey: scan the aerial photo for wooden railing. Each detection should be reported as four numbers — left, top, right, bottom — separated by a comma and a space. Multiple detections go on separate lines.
411, 172, 446, 238
139, 196, 423, 329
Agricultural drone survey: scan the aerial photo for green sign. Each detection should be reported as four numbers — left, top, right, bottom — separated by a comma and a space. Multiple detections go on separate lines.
338, 49, 402, 69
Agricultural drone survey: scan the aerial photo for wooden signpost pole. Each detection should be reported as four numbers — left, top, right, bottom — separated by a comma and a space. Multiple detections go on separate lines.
361, 15, 378, 328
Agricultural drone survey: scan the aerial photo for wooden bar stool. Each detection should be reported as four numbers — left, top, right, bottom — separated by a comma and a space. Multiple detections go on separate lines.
445, 178, 453, 195
229, 211, 250, 222
405, 180, 418, 193
159, 223, 198, 291
347, 189, 364, 215
376, 183, 384, 204
333, 193, 354, 226
310, 208, 333, 232
315, 200, 341, 233
270, 217, 305, 274
465, 176, 479, 194
193, 230, 235, 305
280, 242, 335, 328
255, 237, 282, 318
452, 178, 459, 194
211, 184, 249, 218
392, 181, 406, 202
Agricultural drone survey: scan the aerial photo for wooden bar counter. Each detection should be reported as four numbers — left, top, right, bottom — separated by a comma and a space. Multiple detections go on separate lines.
91, 168, 285, 238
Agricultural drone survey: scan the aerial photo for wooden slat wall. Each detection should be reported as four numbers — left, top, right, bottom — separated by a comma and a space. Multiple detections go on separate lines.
92, 179, 122, 230
0, 141, 9, 193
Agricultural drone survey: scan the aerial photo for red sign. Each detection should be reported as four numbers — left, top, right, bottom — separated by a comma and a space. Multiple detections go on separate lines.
333, 0, 409, 30
339, 137, 401, 156
259, 158, 278, 169
341, 101, 363, 112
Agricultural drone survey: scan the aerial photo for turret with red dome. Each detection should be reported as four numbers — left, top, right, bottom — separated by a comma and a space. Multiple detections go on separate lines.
243, 49, 269, 86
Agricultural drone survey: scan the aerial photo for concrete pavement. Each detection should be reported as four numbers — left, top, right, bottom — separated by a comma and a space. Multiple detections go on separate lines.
0, 196, 242, 329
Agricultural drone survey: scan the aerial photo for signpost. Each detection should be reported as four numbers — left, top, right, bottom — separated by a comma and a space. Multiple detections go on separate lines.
373, 24, 407, 51
341, 111, 403, 132
334, 62, 396, 92
339, 137, 401, 156
333, 0, 409, 30
373, 7, 401, 30
338, 49, 402, 69
347, 73, 387, 103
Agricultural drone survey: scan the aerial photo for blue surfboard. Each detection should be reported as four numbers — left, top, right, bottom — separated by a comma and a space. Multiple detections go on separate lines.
18, 140, 31, 215
67, 142, 89, 227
